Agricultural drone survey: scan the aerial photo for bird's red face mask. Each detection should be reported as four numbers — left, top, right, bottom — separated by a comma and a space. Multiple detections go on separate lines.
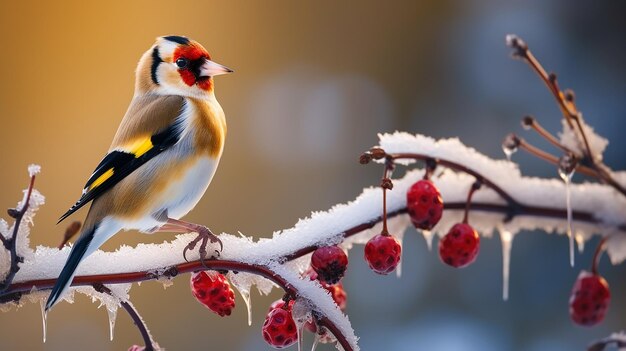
172, 45, 232, 91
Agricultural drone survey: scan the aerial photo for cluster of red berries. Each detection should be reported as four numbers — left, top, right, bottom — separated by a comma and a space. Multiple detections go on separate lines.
358, 147, 616, 333
404, 173, 612, 327
262, 249, 349, 349
406, 179, 481, 268
187, 247, 349, 349
360, 172, 481, 277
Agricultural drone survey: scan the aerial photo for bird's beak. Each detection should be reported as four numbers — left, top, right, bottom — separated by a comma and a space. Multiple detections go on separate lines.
199, 59, 233, 77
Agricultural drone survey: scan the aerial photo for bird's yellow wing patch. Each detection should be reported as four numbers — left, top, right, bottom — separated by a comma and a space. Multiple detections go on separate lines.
88, 168, 114, 190
123, 138, 154, 158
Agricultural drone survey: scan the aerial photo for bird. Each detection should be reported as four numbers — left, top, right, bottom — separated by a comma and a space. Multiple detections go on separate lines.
45, 35, 233, 311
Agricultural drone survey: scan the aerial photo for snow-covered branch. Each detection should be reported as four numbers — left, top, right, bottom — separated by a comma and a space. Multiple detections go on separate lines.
1, 130, 625, 350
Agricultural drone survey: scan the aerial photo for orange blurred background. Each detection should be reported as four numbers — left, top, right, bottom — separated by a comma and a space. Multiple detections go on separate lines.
1, 1, 625, 350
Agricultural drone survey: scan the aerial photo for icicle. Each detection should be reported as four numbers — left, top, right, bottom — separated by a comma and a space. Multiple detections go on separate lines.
502, 134, 518, 161
107, 307, 118, 341
291, 298, 312, 351
40, 299, 48, 343
503, 149, 514, 161
395, 231, 404, 278
422, 230, 435, 251
239, 288, 252, 326
311, 336, 319, 351
228, 272, 254, 326
575, 233, 585, 253
499, 228, 514, 301
558, 166, 575, 267
298, 326, 304, 351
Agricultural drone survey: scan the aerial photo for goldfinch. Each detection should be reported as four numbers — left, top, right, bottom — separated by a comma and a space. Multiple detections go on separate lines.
45, 35, 232, 311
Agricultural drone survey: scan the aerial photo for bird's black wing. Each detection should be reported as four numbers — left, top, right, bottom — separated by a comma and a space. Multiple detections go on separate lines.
58, 122, 182, 223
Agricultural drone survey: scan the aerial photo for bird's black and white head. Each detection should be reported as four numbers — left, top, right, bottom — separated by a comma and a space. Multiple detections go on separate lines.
136, 35, 233, 98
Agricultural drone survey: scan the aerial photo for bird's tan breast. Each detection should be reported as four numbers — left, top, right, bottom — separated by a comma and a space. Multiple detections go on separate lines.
188, 97, 227, 158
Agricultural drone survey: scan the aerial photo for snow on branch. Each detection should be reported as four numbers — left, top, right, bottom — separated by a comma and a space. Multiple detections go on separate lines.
1, 131, 625, 350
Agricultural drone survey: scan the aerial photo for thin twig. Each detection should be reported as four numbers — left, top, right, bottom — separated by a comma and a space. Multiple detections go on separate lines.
507, 34, 626, 198
521, 115, 573, 154
516, 137, 599, 178
388, 153, 521, 208
506, 35, 576, 129
93, 283, 155, 351
0, 174, 36, 293
463, 181, 482, 224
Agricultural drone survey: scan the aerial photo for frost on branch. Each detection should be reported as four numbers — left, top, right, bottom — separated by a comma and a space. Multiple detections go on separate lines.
378, 132, 626, 244
559, 119, 609, 162
2, 130, 625, 350
0, 165, 44, 281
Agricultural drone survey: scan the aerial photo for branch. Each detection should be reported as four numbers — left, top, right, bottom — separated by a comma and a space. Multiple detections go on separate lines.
506, 34, 626, 198
3, 134, 625, 350
0, 172, 36, 293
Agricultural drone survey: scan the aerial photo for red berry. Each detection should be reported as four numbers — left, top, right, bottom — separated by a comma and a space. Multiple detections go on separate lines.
311, 246, 348, 284
439, 223, 480, 268
569, 271, 611, 326
190, 271, 236, 317
302, 269, 348, 310
407, 179, 444, 230
364, 234, 402, 275
325, 282, 347, 310
262, 304, 298, 349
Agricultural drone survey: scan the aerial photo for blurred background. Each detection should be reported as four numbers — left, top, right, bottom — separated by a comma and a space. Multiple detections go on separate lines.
0, 1, 625, 350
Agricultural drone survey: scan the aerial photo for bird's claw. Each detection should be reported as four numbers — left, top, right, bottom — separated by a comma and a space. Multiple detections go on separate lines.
181, 225, 223, 264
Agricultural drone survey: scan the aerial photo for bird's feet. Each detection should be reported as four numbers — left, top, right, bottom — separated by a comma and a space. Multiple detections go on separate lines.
182, 225, 223, 266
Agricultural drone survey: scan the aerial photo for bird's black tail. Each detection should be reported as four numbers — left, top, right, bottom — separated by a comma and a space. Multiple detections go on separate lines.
45, 224, 96, 311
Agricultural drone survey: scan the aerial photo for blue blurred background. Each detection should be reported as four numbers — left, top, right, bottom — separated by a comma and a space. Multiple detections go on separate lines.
0, 1, 624, 350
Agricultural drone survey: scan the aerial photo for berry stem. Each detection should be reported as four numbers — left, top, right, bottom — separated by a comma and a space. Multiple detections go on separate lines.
423, 158, 437, 180
591, 236, 609, 276
380, 157, 394, 236
463, 180, 482, 224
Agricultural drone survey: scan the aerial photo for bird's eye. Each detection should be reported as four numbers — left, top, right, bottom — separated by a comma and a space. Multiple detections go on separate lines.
175, 58, 188, 69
